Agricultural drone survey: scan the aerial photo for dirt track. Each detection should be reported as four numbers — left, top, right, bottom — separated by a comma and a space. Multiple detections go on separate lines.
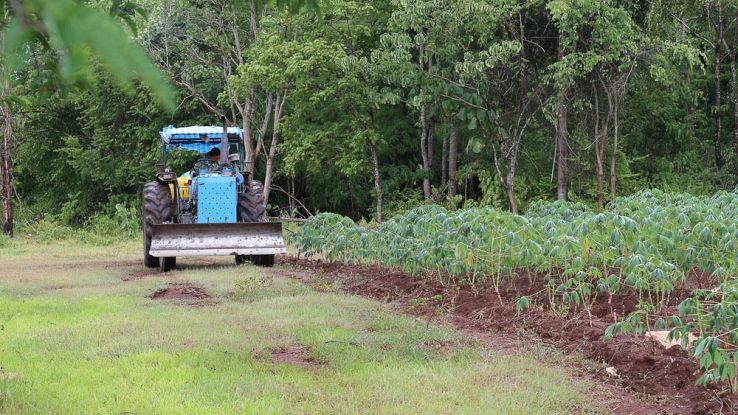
274, 256, 737, 415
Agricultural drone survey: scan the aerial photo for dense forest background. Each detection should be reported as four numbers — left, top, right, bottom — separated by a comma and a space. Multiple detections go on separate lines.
2, 0, 738, 233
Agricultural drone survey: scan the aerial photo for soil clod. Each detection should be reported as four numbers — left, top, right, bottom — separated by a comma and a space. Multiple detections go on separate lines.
269, 345, 321, 368
148, 282, 212, 306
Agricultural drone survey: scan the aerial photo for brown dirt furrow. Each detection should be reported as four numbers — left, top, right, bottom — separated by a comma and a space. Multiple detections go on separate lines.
275, 256, 735, 415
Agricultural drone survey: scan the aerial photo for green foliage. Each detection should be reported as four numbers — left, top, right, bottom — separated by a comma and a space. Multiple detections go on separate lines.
10, 0, 738, 229
20, 202, 139, 244
295, 189, 738, 389
3, 0, 175, 109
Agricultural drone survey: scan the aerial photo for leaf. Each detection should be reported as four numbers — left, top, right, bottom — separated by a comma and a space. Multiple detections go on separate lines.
515, 296, 530, 313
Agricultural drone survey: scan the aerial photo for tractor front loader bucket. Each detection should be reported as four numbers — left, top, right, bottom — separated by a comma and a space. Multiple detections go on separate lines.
148, 222, 286, 257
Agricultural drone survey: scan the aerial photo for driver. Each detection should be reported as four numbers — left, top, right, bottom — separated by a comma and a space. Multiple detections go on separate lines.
191, 147, 221, 177
205, 147, 220, 162
190, 147, 244, 185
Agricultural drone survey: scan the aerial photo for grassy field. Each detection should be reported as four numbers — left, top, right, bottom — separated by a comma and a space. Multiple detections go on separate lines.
0, 239, 599, 414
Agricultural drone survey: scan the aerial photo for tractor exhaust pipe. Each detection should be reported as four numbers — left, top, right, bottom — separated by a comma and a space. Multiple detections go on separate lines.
219, 116, 229, 165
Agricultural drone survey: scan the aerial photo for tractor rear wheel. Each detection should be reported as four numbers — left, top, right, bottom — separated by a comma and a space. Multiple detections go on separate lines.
237, 180, 267, 222
142, 181, 176, 270
237, 180, 274, 267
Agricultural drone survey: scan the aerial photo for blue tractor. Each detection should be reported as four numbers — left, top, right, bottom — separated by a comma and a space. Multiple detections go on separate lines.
142, 124, 286, 272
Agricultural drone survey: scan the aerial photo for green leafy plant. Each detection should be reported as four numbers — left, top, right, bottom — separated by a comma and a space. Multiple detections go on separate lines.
295, 189, 738, 390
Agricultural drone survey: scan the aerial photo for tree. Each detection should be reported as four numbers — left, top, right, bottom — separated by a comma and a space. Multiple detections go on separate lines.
0, 0, 174, 236
372, 0, 467, 201
453, 0, 543, 213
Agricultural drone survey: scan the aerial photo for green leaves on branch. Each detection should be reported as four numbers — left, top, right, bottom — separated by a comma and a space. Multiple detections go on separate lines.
3, 0, 175, 110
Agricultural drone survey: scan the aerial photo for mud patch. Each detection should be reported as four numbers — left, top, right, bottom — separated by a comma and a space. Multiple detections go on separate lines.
276, 256, 728, 415
269, 345, 322, 368
148, 282, 213, 306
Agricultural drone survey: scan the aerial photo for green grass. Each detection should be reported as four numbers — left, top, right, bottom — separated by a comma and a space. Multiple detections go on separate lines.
0, 239, 600, 414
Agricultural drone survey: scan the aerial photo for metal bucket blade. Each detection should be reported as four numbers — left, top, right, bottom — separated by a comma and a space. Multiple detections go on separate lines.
149, 222, 286, 257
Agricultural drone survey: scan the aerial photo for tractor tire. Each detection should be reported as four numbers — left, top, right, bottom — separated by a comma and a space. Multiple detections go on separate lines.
237, 180, 267, 223
237, 180, 274, 267
253, 254, 275, 267
159, 257, 176, 272
142, 181, 176, 270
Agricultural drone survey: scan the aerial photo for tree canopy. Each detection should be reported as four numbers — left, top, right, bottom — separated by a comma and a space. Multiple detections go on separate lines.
3, 0, 738, 231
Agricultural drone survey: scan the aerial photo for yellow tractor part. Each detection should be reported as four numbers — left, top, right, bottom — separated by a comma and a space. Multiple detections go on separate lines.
168, 174, 191, 200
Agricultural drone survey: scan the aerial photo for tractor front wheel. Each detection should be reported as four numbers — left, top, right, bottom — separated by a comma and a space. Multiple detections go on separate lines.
142, 181, 176, 270
252, 254, 275, 267
159, 257, 176, 272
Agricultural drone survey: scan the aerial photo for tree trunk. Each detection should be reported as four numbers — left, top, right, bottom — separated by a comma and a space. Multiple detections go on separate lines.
556, 86, 569, 201
596, 95, 603, 209
287, 176, 296, 217
1, 80, 13, 237
678, 18, 696, 138
448, 120, 458, 198
418, 43, 434, 200
428, 124, 434, 174
556, 36, 569, 201
263, 92, 286, 204
242, 90, 255, 171
420, 104, 432, 200
505, 159, 519, 214
369, 142, 383, 223
491, 131, 519, 214
730, 25, 738, 176
610, 99, 620, 202
714, 2, 724, 169
595, 83, 612, 210
441, 128, 448, 189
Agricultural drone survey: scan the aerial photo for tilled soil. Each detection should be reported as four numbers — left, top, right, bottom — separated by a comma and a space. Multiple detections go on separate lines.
148, 282, 213, 306
276, 256, 736, 415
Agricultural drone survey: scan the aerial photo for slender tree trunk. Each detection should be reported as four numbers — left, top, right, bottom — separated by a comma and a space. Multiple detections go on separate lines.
242, 90, 255, 171
714, 3, 724, 169
448, 120, 458, 198
428, 124, 434, 173
369, 142, 383, 222
418, 43, 434, 200
441, 129, 448, 189
556, 37, 569, 201
610, 99, 620, 202
592, 88, 605, 210
248, 1, 258, 43
427, 124, 435, 196
595, 83, 612, 210
1, 79, 13, 237
556, 86, 569, 201
679, 19, 696, 137
420, 104, 432, 200
506, 159, 519, 214
287, 176, 296, 217
263, 92, 286, 204
254, 93, 274, 160
491, 131, 519, 214
730, 26, 738, 176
